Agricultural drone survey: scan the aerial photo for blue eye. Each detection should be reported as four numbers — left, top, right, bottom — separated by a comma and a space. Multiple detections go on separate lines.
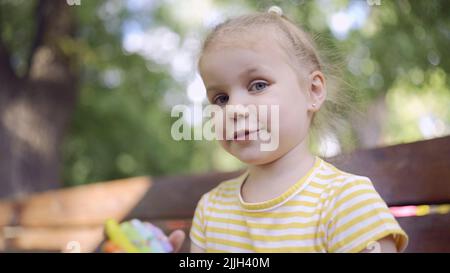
249, 81, 268, 92
213, 94, 229, 106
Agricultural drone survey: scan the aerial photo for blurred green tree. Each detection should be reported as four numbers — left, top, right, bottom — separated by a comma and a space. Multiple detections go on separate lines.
0, 0, 448, 198
0, 0, 213, 197
247, 0, 450, 149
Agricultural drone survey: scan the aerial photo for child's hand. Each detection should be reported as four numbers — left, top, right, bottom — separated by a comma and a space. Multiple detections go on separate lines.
168, 229, 186, 252
103, 219, 185, 253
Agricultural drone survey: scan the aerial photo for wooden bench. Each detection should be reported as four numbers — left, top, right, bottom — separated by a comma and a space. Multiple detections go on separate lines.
1, 136, 449, 252
0, 177, 151, 252
126, 135, 450, 253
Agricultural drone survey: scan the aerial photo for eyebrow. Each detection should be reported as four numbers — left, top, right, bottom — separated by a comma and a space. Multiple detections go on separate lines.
206, 66, 268, 93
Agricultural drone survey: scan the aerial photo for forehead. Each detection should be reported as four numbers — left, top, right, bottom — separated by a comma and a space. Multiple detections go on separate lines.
199, 31, 294, 83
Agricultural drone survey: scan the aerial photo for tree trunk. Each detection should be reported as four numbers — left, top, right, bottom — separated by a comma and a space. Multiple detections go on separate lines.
0, 0, 78, 199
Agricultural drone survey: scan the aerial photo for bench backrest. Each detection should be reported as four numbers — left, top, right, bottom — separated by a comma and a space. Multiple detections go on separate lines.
127, 136, 450, 252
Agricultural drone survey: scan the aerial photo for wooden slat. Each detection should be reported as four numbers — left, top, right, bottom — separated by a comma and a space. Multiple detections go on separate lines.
328, 136, 450, 206
0, 177, 151, 252
397, 214, 450, 252
127, 171, 244, 220
0, 176, 151, 227
0, 201, 14, 227
2, 226, 104, 253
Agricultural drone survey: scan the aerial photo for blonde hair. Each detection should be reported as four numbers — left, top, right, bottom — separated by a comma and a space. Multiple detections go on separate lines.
198, 8, 357, 153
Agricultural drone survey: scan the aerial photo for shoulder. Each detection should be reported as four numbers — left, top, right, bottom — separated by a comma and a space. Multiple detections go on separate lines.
316, 158, 376, 198
316, 160, 408, 252
315, 158, 386, 218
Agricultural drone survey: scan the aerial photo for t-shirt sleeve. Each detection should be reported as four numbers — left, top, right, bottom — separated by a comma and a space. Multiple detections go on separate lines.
189, 193, 208, 250
323, 176, 409, 253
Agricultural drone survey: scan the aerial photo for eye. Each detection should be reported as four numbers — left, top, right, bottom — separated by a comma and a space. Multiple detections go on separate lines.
212, 94, 229, 106
249, 81, 268, 92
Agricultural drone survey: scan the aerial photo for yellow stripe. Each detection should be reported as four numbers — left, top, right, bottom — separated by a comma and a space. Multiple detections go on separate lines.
322, 188, 379, 223
334, 186, 376, 207
207, 237, 323, 252
190, 230, 206, 244
218, 178, 328, 192
347, 229, 407, 253
212, 199, 240, 206
206, 226, 324, 241
207, 237, 255, 251
329, 217, 398, 252
206, 215, 320, 229
283, 199, 319, 207
207, 226, 251, 239
315, 172, 343, 180
206, 247, 228, 253
216, 187, 322, 201
308, 180, 329, 189
253, 245, 321, 252
324, 197, 385, 227
191, 220, 204, 232
329, 202, 395, 238
301, 190, 321, 198
206, 206, 321, 218
321, 161, 351, 177
216, 191, 237, 199
209, 199, 321, 211
219, 185, 240, 192
193, 209, 204, 226
212, 189, 324, 208
216, 188, 238, 194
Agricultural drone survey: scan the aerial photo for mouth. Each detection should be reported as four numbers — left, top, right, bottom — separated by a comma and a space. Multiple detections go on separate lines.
233, 129, 260, 140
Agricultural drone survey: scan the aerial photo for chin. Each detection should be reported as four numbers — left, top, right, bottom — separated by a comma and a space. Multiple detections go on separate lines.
239, 156, 275, 166
225, 142, 279, 166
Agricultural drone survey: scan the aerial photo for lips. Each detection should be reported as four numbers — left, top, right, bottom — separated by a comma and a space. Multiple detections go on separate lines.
233, 129, 260, 140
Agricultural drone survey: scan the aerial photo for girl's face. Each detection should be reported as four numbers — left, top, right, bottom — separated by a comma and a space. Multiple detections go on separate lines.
199, 36, 316, 165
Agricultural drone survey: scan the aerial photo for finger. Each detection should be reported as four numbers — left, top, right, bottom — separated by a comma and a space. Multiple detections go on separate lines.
168, 229, 186, 252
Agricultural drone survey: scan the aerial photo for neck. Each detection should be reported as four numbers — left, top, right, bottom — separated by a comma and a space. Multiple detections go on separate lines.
247, 138, 316, 184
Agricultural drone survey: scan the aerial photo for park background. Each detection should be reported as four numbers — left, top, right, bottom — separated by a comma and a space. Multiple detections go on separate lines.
1, 0, 449, 197
0, 0, 449, 253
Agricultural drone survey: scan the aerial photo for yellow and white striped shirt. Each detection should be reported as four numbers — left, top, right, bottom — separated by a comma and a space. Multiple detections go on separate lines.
189, 156, 408, 253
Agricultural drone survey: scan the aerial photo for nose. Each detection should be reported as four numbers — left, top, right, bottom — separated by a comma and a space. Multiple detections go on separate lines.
225, 91, 251, 121
225, 104, 250, 122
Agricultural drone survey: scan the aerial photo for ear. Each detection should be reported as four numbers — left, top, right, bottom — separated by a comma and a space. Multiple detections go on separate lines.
307, 71, 327, 113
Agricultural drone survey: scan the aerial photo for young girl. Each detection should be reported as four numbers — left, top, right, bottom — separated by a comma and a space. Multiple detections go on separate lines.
169, 6, 408, 253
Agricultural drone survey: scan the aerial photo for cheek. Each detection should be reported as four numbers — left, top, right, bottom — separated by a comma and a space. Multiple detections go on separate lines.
258, 98, 307, 129
213, 111, 229, 140
275, 95, 309, 137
